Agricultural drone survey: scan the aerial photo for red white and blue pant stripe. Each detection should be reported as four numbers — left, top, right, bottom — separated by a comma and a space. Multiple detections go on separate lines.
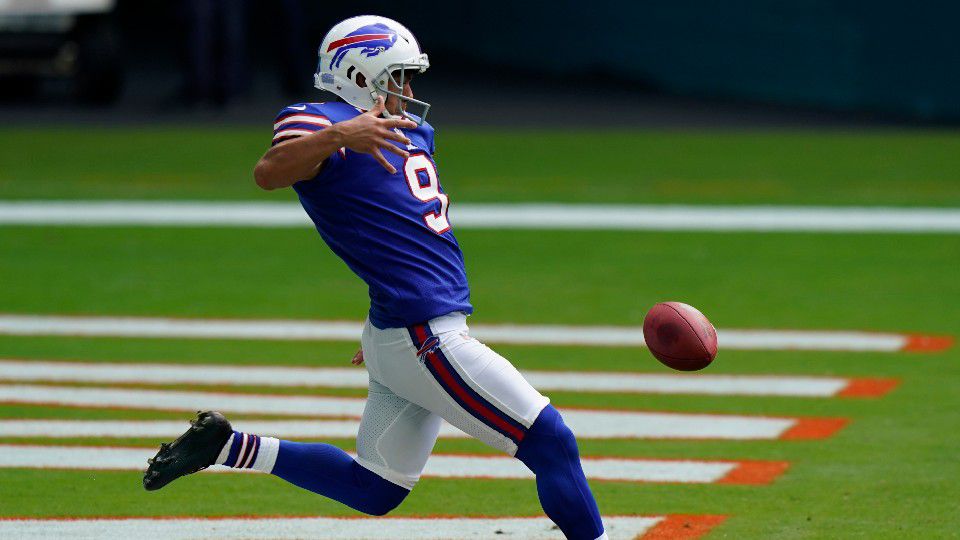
407, 322, 528, 445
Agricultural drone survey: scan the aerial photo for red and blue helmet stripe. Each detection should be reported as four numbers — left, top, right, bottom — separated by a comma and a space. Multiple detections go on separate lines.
326, 23, 398, 69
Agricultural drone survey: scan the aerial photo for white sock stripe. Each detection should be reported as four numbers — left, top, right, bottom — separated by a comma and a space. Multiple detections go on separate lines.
233, 433, 248, 468
250, 436, 260, 468
236, 434, 248, 468
240, 433, 256, 468
240, 435, 259, 469
249, 435, 262, 468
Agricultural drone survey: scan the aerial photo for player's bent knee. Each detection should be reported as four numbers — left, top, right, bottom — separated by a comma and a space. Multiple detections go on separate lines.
350, 462, 411, 516
554, 418, 579, 458
356, 489, 407, 516
515, 405, 581, 473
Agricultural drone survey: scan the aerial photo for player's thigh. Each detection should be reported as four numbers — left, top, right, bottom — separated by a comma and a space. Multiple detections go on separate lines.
355, 378, 441, 490
406, 324, 550, 456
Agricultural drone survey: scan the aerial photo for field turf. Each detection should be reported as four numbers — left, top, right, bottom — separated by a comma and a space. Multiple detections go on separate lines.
0, 127, 957, 538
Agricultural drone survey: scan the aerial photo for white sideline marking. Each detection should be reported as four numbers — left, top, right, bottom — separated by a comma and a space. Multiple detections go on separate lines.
0, 515, 662, 539
0, 359, 851, 397
0, 385, 797, 439
0, 314, 913, 352
1, 200, 959, 232
0, 444, 736, 484
0, 419, 432, 439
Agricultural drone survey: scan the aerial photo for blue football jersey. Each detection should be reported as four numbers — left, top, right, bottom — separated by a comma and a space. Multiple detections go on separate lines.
271, 101, 472, 329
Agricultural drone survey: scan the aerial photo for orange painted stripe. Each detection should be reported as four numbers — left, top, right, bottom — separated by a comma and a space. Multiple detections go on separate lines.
837, 378, 899, 397
717, 460, 789, 485
643, 514, 727, 539
902, 334, 954, 352
779, 417, 848, 440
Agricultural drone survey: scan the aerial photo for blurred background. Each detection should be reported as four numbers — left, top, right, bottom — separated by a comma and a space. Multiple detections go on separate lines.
2, 0, 959, 127
1, 2, 959, 537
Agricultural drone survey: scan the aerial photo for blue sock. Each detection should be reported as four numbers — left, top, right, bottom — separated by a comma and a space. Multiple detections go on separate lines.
516, 405, 605, 540
270, 440, 409, 516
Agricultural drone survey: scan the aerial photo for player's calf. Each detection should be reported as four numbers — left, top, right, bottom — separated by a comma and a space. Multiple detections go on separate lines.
515, 405, 606, 540
144, 412, 408, 516
270, 440, 409, 516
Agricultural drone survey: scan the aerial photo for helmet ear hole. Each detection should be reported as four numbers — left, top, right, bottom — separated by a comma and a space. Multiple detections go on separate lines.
355, 72, 367, 88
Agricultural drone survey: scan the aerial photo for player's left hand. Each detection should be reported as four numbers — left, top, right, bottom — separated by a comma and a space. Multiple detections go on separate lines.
332, 96, 416, 174
351, 348, 364, 366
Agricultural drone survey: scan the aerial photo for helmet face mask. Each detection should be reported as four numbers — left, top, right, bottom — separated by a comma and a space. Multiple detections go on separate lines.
371, 61, 431, 124
314, 16, 431, 125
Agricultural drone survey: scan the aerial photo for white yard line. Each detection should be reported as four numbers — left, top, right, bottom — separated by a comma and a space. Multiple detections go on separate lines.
0, 384, 367, 417
0, 360, 862, 397
0, 515, 686, 540
0, 419, 420, 439
0, 314, 940, 352
1, 200, 959, 233
0, 444, 766, 484
0, 384, 841, 439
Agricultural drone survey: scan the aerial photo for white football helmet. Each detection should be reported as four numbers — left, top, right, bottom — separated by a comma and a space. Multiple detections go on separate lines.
314, 15, 431, 125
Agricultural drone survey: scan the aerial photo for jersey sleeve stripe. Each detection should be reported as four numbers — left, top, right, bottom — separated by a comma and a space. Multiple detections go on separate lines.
274, 114, 331, 130
273, 122, 329, 136
272, 129, 316, 141
271, 135, 301, 146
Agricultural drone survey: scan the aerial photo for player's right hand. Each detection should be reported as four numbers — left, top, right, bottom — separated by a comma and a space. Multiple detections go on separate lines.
332, 96, 418, 174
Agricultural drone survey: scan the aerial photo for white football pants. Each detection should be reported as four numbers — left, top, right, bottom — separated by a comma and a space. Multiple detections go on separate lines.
356, 311, 550, 489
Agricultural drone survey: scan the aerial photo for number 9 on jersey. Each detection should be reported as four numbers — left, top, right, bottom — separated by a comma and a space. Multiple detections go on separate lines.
403, 153, 451, 234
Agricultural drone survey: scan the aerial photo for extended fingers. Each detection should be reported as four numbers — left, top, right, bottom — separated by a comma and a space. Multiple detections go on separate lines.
381, 142, 410, 159
384, 117, 418, 130
382, 128, 412, 145
370, 147, 397, 174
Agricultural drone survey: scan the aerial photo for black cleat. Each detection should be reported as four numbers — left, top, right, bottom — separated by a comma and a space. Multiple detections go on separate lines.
143, 410, 232, 491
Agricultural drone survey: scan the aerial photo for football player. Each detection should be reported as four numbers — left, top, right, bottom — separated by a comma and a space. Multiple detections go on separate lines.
144, 15, 606, 540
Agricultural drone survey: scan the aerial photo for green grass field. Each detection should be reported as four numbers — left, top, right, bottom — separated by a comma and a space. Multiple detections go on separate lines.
0, 127, 958, 538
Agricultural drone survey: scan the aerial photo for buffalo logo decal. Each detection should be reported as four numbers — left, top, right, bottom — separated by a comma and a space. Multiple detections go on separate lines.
416, 336, 441, 359
327, 23, 398, 69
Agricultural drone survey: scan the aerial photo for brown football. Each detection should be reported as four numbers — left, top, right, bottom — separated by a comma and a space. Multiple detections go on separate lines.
642, 302, 718, 371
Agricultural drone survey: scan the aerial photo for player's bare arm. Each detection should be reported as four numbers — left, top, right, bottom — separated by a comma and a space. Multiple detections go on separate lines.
253, 96, 416, 190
